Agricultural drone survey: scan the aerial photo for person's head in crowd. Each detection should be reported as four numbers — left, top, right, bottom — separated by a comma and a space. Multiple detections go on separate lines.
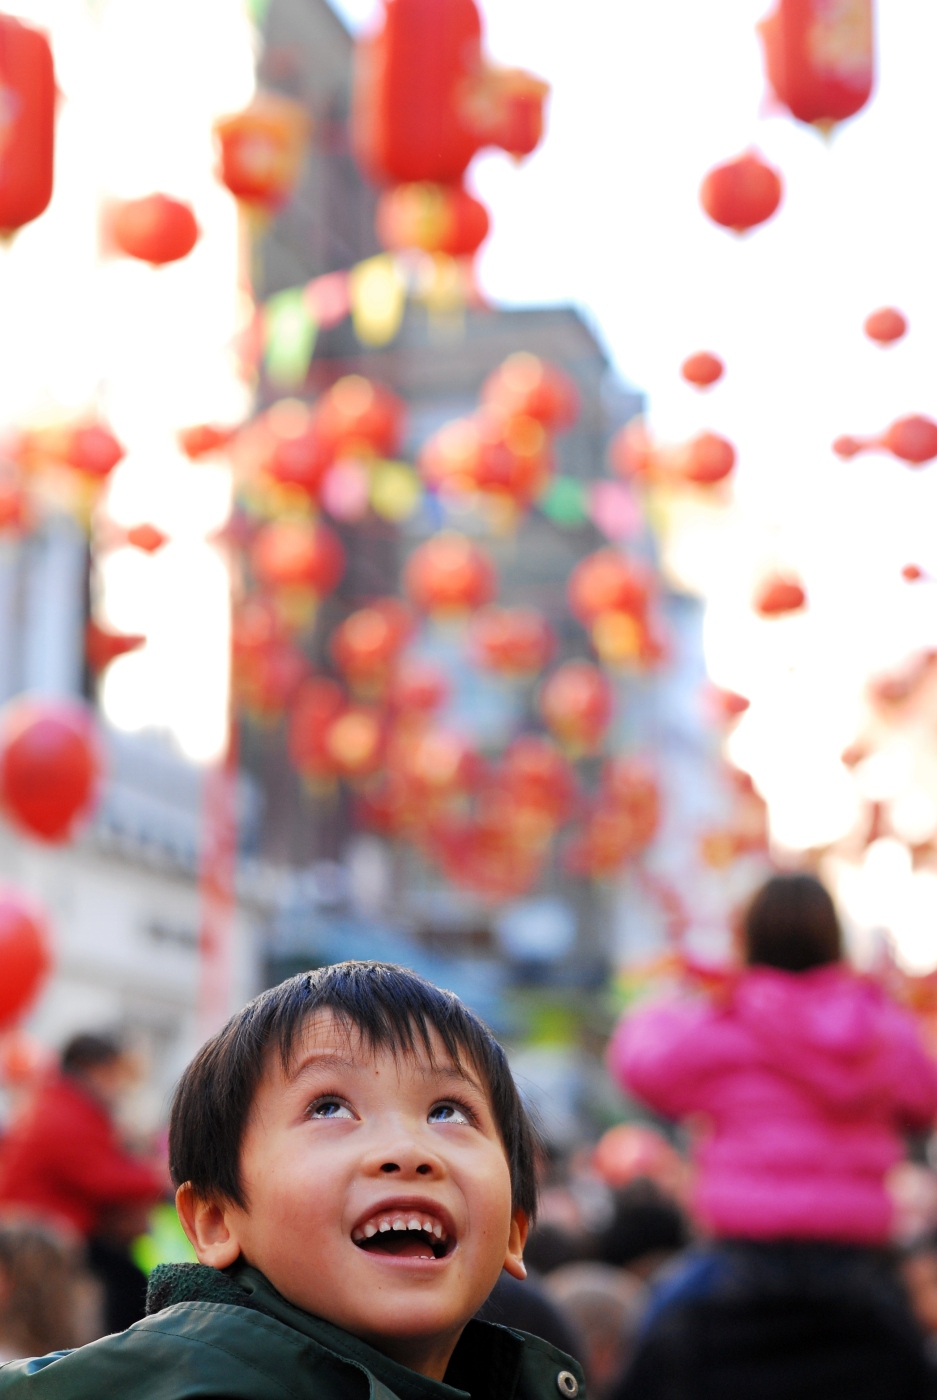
0, 1217, 83, 1362
592, 1124, 688, 1205
544, 1263, 645, 1399
742, 872, 842, 973
60, 1033, 139, 1112
597, 1180, 689, 1279
169, 961, 539, 1380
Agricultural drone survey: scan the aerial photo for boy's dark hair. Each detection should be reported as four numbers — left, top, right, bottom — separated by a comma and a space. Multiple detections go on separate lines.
744, 873, 842, 973
61, 1032, 123, 1076
169, 961, 539, 1220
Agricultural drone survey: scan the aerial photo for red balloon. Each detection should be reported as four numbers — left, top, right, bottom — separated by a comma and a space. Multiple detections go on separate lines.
754, 574, 806, 616
864, 308, 907, 345
883, 416, 937, 466
759, 0, 873, 129
0, 16, 55, 235
250, 519, 346, 596
700, 152, 783, 233
0, 887, 51, 1029
0, 699, 102, 842
110, 194, 199, 266
376, 181, 490, 256
404, 533, 496, 614
681, 352, 724, 388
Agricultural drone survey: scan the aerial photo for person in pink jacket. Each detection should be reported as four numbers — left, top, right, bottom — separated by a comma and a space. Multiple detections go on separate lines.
607, 873, 937, 1400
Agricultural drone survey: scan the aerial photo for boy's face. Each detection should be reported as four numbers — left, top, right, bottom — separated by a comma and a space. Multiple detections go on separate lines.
178, 1011, 527, 1380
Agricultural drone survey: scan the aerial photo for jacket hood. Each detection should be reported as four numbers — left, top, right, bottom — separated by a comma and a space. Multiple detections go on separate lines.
732, 965, 903, 1109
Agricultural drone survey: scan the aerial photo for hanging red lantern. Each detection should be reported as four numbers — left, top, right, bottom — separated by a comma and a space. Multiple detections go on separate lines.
0, 474, 28, 534
288, 677, 346, 782
109, 194, 199, 266
376, 181, 490, 256
501, 735, 576, 824
681, 352, 724, 388
420, 412, 552, 507
759, 0, 873, 129
568, 549, 650, 627
0, 887, 51, 1030
404, 532, 496, 615
882, 416, 937, 466
864, 308, 907, 345
250, 519, 346, 598
178, 424, 238, 459
431, 812, 542, 900
700, 152, 783, 233
754, 574, 807, 616
125, 523, 168, 554
231, 598, 309, 721
389, 724, 477, 805
260, 402, 332, 499
324, 706, 385, 780
469, 606, 555, 678
608, 419, 657, 482
567, 759, 660, 878
0, 16, 55, 236
85, 621, 145, 673
540, 661, 613, 754
387, 657, 449, 715
330, 599, 413, 692
674, 431, 737, 485
313, 376, 405, 461
0, 698, 102, 843
214, 93, 309, 212
64, 423, 125, 480
903, 564, 925, 583
481, 354, 580, 433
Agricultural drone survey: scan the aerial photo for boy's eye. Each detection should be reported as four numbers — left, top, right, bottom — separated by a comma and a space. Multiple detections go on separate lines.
428, 1102, 470, 1125
310, 1098, 355, 1119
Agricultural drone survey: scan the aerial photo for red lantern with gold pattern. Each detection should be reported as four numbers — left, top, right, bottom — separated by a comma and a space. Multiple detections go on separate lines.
0, 15, 55, 235
214, 93, 308, 212
540, 661, 613, 755
700, 152, 783, 233
109, 194, 199, 266
404, 533, 496, 615
759, 0, 873, 129
469, 606, 555, 678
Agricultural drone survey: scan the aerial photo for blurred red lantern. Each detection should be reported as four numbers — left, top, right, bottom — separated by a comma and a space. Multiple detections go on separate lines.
63, 424, 125, 480
324, 706, 385, 779
109, 194, 199, 266
759, 0, 873, 129
864, 307, 907, 345
214, 93, 309, 211
387, 657, 449, 715
0, 474, 28, 534
431, 812, 542, 900
313, 376, 405, 461
330, 599, 413, 692
0, 16, 55, 235
593, 1124, 686, 1195
126, 523, 168, 554
0, 698, 102, 843
501, 734, 576, 824
568, 549, 650, 627
0, 887, 51, 1030
85, 621, 145, 673
883, 416, 937, 466
178, 424, 238, 459
903, 564, 925, 583
288, 677, 346, 781
700, 152, 783, 233
376, 181, 490, 256
675, 431, 737, 485
231, 598, 309, 721
540, 661, 613, 754
681, 352, 724, 388
832, 434, 863, 459
263, 408, 332, 499
389, 724, 477, 803
481, 354, 580, 433
567, 760, 660, 878
251, 519, 345, 598
404, 533, 496, 615
469, 606, 555, 678
754, 574, 807, 616
420, 412, 552, 507
608, 419, 656, 482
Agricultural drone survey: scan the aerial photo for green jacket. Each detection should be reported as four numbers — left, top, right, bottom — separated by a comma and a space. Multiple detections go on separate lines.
0, 1262, 586, 1400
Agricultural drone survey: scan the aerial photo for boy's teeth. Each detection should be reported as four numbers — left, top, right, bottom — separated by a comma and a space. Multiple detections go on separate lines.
393, 1217, 406, 1231
364, 1223, 377, 1238
407, 1215, 421, 1230
379, 1221, 391, 1232
433, 1223, 443, 1238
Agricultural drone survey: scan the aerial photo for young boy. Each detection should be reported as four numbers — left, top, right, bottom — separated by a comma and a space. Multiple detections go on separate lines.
0, 962, 584, 1400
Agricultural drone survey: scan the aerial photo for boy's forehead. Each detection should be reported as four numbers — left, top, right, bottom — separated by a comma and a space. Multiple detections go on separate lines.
284, 1007, 470, 1081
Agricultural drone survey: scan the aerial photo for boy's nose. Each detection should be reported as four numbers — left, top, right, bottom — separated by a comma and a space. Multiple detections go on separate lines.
380, 1159, 433, 1175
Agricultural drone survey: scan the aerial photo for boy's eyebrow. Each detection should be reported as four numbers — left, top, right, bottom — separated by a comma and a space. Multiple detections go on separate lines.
287, 1047, 486, 1095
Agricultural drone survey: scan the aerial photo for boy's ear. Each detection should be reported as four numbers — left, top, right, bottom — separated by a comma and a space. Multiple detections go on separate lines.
501, 1208, 529, 1281
175, 1183, 242, 1270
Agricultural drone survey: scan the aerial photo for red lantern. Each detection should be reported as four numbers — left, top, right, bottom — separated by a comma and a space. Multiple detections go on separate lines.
431, 812, 542, 900
608, 419, 656, 482
864, 307, 907, 345
85, 621, 145, 673
0, 887, 51, 1030
903, 564, 925, 583
675, 431, 736, 485
109, 194, 199, 266
250, 519, 346, 598
540, 661, 613, 754
178, 424, 238, 459
0, 16, 55, 235
261, 403, 332, 499
759, 0, 873, 129
420, 412, 552, 507
324, 706, 385, 779
389, 724, 477, 803
231, 598, 309, 720
681, 352, 724, 388
481, 354, 580, 433
501, 735, 576, 824
313, 376, 405, 461
568, 549, 650, 627
376, 181, 490, 256
469, 606, 555, 677
883, 416, 937, 466
126, 523, 168, 554
0, 698, 102, 843
288, 677, 346, 781
22, 422, 127, 480
404, 533, 496, 615
388, 657, 449, 715
567, 761, 660, 879
700, 152, 783, 233
214, 93, 309, 211
754, 574, 807, 616
330, 599, 413, 692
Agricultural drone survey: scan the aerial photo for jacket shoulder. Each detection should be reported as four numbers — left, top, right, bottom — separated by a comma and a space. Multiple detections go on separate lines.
511, 1327, 587, 1400
0, 1301, 370, 1400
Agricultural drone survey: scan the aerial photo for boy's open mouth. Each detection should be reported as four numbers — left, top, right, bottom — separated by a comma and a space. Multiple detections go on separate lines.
352, 1209, 453, 1260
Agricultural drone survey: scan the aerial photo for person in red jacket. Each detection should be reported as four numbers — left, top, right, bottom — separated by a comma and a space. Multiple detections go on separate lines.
0, 1032, 165, 1334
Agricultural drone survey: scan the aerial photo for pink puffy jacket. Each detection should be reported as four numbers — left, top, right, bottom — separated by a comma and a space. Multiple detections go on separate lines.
608, 964, 937, 1245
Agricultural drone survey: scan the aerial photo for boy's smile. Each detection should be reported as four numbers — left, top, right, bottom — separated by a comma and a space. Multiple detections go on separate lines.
177, 1009, 528, 1381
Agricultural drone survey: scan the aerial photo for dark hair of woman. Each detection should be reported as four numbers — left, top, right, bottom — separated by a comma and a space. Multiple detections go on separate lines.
743, 873, 842, 973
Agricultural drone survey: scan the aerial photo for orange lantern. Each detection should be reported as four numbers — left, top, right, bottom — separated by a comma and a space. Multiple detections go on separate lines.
759, 0, 873, 129
754, 573, 807, 616
126, 523, 168, 554
324, 706, 385, 780
109, 194, 199, 266
313, 376, 405, 461
681, 352, 724, 388
0, 16, 55, 235
214, 93, 309, 212
864, 307, 907, 345
540, 661, 613, 754
404, 532, 496, 615
250, 519, 346, 598
288, 677, 346, 782
376, 181, 490, 256
700, 151, 783, 233
0, 698, 102, 843
389, 724, 477, 804
469, 606, 555, 678
568, 549, 650, 628
330, 598, 413, 693
674, 431, 737, 485
387, 657, 450, 715
501, 734, 576, 824
481, 354, 580, 433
